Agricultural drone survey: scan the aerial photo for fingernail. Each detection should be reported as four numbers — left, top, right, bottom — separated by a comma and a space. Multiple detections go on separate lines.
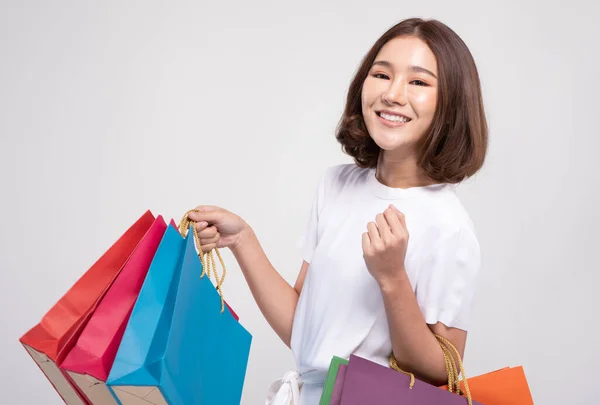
199, 221, 208, 227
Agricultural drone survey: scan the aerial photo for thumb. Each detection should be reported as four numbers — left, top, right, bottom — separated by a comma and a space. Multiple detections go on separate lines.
195, 205, 220, 213
188, 206, 222, 222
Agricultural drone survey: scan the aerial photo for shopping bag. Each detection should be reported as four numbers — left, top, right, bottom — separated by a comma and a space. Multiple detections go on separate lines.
322, 354, 534, 405
319, 356, 348, 405
19, 210, 156, 405
105, 223, 187, 404
339, 354, 484, 405
434, 334, 534, 405
107, 216, 252, 405
329, 364, 347, 405
60, 215, 168, 403
439, 366, 534, 405
322, 331, 534, 405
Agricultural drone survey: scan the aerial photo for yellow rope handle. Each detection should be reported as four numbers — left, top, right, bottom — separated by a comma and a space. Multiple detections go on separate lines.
178, 210, 227, 313
441, 341, 461, 394
435, 334, 473, 405
434, 337, 461, 394
387, 335, 473, 405
389, 355, 416, 389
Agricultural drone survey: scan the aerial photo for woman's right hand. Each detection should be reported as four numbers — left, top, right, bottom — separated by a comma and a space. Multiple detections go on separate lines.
187, 206, 250, 253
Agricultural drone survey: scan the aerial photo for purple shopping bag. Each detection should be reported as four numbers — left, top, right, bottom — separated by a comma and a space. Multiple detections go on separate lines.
330, 364, 347, 405
339, 355, 484, 405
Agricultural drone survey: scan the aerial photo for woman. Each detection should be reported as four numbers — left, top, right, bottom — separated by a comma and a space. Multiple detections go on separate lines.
189, 17, 488, 405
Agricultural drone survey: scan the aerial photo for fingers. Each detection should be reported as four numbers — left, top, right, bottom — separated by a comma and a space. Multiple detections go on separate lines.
362, 231, 370, 253
367, 221, 381, 246
384, 206, 404, 235
388, 206, 408, 246
370, 205, 407, 244
194, 220, 209, 233
392, 205, 407, 229
198, 226, 219, 242
193, 222, 220, 253
364, 206, 408, 258
199, 242, 216, 253
375, 212, 391, 239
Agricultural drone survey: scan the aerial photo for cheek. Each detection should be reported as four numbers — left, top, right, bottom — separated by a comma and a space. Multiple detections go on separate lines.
361, 88, 374, 117
360, 89, 367, 112
412, 91, 437, 118
361, 79, 382, 109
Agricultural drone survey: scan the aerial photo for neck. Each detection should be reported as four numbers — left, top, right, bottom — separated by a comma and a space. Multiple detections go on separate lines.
375, 150, 437, 189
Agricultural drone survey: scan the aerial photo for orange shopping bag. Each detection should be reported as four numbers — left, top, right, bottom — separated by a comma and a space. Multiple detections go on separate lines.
435, 335, 535, 405
440, 366, 534, 405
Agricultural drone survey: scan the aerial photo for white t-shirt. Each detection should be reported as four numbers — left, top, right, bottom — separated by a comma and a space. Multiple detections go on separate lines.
289, 163, 482, 405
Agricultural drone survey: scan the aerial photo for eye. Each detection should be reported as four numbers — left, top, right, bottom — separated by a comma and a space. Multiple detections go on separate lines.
410, 79, 428, 86
372, 73, 390, 80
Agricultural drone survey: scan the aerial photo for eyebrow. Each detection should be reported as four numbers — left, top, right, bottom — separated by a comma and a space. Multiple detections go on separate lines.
371, 60, 438, 79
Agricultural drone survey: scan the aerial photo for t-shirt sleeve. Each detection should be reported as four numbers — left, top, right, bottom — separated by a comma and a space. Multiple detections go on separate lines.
296, 167, 332, 263
416, 226, 482, 331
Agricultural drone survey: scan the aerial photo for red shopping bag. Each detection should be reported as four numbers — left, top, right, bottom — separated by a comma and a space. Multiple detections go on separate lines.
60, 215, 167, 404
19, 211, 156, 405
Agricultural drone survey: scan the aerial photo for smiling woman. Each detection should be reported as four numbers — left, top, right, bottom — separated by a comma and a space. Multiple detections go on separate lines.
362, 36, 440, 167
186, 17, 489, 405
337, 18, 487, 185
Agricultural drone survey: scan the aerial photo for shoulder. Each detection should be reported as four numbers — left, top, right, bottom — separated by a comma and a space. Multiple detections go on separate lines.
420, 186, 477, 235
307, 163, 370, 214
320, 163, 370, 190
412, 189, 482, 304
414, 186, 480, 258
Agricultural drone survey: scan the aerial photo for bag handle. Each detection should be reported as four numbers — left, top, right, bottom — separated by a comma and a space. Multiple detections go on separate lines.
388, 334, 473, 405
436, 333, 473, 402
179, 210, 227, 313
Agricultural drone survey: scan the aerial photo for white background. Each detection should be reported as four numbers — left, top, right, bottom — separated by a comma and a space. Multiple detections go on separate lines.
1, 1, 599, 404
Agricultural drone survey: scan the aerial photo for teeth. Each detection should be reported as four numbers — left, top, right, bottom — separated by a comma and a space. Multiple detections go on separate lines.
380, 112, 410, 123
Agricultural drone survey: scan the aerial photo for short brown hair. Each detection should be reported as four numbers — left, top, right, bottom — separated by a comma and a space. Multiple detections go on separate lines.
335, 18, 488, 183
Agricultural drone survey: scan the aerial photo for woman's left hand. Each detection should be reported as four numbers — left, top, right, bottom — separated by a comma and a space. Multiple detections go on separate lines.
362, 204, 409, 287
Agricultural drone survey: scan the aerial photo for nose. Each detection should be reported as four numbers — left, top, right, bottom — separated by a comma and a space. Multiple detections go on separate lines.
382, 79, 408, 106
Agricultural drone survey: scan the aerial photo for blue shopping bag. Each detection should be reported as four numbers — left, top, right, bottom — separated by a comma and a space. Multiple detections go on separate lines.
107, 223, 252, 405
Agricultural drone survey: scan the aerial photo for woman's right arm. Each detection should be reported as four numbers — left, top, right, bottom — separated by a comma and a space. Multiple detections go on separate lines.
188, 206, 308, 348
231, 227, 309, 347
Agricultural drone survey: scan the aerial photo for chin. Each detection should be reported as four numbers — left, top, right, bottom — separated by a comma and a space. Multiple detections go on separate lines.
369, 131, 408, 151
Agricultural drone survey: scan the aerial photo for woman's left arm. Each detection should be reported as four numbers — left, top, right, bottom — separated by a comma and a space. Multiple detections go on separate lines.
379, 270, 466, 386
363, 205, 469, 386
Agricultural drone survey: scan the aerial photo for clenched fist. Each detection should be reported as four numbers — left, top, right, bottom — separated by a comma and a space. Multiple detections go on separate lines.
187, 206, 249, 253
362, 204, 409, 286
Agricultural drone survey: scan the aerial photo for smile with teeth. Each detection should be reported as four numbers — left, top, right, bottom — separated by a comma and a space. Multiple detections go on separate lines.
377, 111, 411, 123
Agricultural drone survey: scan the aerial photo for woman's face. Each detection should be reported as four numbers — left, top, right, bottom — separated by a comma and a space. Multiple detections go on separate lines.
361, 36, 439, 156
